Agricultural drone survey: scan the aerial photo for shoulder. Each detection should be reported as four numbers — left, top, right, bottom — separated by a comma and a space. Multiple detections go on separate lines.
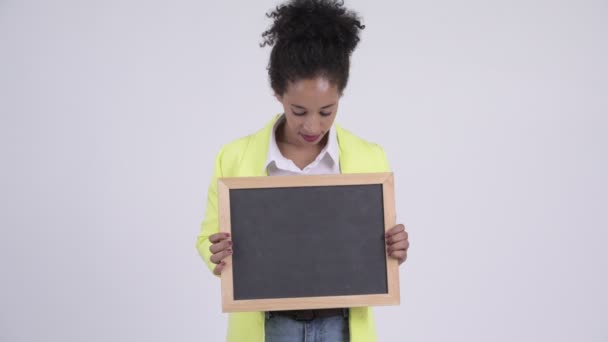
335, 124, 387, 156
212, 115, 279, 175
219, 132, 254, 156
214, 130, 258, 172
335, 124, 390, 172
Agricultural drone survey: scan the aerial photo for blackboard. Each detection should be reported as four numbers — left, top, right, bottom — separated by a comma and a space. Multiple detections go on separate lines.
218, 173, 399, 312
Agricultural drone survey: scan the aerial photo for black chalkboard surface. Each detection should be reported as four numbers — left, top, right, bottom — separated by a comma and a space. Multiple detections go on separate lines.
218, 173, 399, 312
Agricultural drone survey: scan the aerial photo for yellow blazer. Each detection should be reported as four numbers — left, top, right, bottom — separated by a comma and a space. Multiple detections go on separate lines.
196, 114, 390, 342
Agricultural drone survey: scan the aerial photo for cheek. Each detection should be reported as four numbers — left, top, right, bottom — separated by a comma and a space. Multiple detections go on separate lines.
322, 116, 335, 131
286, 117, 303, 132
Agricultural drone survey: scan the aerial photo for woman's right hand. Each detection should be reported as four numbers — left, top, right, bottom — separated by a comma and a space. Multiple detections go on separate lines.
208, 232, 233, 276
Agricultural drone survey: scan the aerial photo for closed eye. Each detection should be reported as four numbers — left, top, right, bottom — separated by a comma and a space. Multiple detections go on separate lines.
292, 109, 332, 117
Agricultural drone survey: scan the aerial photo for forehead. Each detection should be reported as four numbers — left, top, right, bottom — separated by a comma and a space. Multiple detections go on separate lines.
284, 77, 340, 106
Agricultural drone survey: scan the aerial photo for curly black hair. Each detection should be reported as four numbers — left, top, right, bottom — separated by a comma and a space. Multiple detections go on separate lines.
260, 0, 365, 96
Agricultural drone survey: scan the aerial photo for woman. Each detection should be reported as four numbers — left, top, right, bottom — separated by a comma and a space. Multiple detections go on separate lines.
196, 1, 409, 341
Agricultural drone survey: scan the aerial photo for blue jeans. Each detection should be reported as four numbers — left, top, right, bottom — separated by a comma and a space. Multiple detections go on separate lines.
264, 312, 350, 342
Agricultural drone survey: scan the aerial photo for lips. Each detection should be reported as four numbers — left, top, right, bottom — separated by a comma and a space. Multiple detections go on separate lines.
301, 133, 321, 142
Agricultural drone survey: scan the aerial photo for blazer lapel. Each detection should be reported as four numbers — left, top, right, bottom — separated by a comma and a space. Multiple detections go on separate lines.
239, 114, 281, 177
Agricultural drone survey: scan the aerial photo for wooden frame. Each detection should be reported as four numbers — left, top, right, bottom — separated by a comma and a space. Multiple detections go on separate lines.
218, 172, 399, 312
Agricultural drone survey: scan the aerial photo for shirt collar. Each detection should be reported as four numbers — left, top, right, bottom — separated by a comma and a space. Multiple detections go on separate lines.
264, 113, 339, 171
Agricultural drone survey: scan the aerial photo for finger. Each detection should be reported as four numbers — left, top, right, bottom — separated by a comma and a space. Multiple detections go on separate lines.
399, 253, 408, 265
209, 232, 231, 244
209, 239, 232, 254
385, 224, 405, 237
387, 240, 409, 252
213, 261, 227, 276
389, 250, 407, 263
387, 231, 408, 244
210, 248, 233, 265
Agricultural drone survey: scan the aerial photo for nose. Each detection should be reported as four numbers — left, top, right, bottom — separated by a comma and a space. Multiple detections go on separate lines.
302, 115, 321, 134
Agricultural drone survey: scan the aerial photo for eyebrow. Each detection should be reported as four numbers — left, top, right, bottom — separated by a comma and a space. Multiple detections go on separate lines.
291, 103, 336, 110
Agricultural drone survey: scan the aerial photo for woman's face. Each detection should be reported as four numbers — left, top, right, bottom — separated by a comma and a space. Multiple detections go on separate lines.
275, 77, 341, 147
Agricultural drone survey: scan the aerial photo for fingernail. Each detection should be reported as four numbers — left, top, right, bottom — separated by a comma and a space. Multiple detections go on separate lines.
221, 261, 226, 266
225, 233, 231, 237
227, 249, 233, 254
228, 241, 232, 246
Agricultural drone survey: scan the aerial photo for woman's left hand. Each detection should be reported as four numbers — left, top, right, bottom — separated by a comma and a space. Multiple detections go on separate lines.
386, 224, 409, 265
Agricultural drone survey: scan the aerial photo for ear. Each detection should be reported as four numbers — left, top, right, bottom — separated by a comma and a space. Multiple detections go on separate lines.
274, 93, 283, 103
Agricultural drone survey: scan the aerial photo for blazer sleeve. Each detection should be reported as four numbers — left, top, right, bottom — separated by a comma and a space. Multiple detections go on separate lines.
195, 146, 225, 276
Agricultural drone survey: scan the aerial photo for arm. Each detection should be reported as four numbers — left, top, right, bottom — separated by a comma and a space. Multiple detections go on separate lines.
195, 147, 225, 276
375, 144, 410, 265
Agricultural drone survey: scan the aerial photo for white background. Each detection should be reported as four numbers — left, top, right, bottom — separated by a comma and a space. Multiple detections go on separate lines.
1, 0, 607, 341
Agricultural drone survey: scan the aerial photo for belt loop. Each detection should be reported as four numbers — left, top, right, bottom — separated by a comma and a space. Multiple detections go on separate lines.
342, 308, 348, 318
265, 311, 272, 320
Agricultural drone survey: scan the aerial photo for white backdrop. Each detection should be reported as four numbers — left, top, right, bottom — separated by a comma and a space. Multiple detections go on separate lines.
1, 0, 607, 341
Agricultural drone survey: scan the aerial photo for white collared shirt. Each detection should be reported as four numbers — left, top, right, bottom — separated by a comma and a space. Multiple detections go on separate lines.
264, 114, 340, 176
